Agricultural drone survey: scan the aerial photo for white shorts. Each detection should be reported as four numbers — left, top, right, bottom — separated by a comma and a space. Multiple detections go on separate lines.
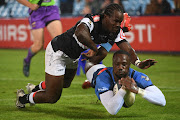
45, 42, 78, 76
86, 64, 106, 83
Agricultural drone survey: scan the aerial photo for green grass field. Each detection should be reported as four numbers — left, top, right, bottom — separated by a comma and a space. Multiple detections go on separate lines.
0, 49, 180, 120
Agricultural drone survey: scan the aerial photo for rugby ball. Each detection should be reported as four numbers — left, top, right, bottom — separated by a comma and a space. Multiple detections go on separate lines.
123, 91, 136, 107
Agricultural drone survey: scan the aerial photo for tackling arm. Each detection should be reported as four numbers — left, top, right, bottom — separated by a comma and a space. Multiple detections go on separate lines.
75, 23, 98, 58
88, 47, 108, 64
117, 41, 157, 69
117, 41, 138, 66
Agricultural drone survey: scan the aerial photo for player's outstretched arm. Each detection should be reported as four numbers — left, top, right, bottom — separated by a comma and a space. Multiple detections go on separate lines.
138, 85, 166, 106
117, 42, 157, 69
137, 59, 157, 69
100, 88, 126, 115
120, 77, 166, 106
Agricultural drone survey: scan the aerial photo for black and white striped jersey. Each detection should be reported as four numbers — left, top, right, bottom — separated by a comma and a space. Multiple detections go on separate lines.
51, 14, 126, 59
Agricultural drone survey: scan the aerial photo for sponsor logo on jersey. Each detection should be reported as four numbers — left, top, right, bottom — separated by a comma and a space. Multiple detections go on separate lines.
141, 75, 150, 81
98, 87, 108, 92
57, 69, 64, 71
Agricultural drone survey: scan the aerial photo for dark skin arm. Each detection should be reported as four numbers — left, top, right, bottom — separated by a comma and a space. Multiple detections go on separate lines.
75, 23, 98, 58
117, 42, 137, 66
117, 41, 157, 69
87, 47, 108, 64
84, 41, 156, 70
84, 47, 108, 73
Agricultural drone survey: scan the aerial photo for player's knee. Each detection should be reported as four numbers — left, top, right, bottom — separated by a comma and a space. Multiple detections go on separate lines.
33, 43, 43, 52
63, 76, 74, 88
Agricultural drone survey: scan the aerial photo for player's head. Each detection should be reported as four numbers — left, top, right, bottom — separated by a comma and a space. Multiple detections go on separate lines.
102, 3, 124, 33
113, 50, 131, 79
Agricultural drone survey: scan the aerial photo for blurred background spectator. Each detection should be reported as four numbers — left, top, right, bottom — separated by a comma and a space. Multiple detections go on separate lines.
145, 0, 172, 15
72, 0, 85, 16
174, 0, 180, 13
0, 0, 179, 18
60, 0, 73, 16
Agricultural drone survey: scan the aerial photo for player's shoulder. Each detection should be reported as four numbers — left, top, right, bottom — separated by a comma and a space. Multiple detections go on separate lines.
128, 68, 138, 78
97, 67, 113, 79
129, 68, 149, 80
84, 14, 101, 23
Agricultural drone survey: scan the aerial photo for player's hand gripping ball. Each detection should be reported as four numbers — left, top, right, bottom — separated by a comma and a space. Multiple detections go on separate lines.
120, 77, 138, 94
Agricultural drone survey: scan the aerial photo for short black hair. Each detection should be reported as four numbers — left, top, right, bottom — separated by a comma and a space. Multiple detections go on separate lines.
103, 3, 124, 16
113, 50, 130, 59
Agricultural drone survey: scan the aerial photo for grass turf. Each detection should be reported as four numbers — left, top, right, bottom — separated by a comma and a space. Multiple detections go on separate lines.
0, 49, 180, 120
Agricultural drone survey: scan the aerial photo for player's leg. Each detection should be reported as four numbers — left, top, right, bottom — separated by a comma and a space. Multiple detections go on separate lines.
46, 5, 62, 38
23, 28, 44, 77
26, 81, 46, 94
32, 73, 64, 103
30, 29, 45, 53
63, 58, 78, 88
16, 73, 64, 108
23, 6, 46, 77
28, 68, 77, 104
47, 20, 63, 38
17, 41, 65, 108
26, 68, 77, 94
63, 68, 77, 88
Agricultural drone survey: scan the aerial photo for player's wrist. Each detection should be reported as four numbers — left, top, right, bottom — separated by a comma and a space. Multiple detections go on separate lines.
135, 59, 141, 67
138, 88, 145, 96
121, 85, 126, 90
119, 87, 127, 95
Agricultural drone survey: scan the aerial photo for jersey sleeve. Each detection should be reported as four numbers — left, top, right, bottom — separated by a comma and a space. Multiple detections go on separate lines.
100, 42, 113, 52
80, 17, 94, 33
95, 73, 112, 100
115, 29, 126, 43
132, 69, 153, 89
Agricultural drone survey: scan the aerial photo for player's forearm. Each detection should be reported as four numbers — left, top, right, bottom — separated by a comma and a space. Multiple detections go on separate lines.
89, 47, 108, 64
75, 23, 98, 53
117, 42, 139, 66
100, 88, 126, 115
138, 86, 166, 106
